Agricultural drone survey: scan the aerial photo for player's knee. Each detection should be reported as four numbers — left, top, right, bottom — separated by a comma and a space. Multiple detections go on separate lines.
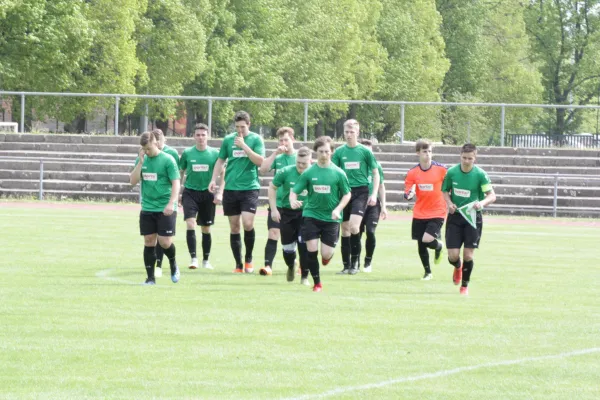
268, 228, 280, 240
185, 219, 196, 230
282, 242, 297, 253
200, 226, 211, 234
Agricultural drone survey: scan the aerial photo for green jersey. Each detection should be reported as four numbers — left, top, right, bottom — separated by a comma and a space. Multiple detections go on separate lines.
442, 164, 493, 209
292, 162, 350, 223
135, 151, 180, 212
179, 146, 219, 191
162, 144, 180, 165
218, 132, 265, 190
272, 165, 307, 209
270, 152, 296, 173
367, 162, 384, 197
332, 143, 378, 188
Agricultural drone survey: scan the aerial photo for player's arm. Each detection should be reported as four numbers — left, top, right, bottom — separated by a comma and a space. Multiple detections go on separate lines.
236, 136, 264, 167
478, 189, 496, 209
290, 175, 307, 209
259, 147, 284, 175
164, 159, 181, 216
378, 182, 388, 220
368, 167, 380, 206
268, 182, 282, 222
178, 170, 187, 201
332, 173, 351, 220
209, 158, 226, 192
129, 150, 144, 185
403, 170, 416, 200
442, 191, 456, 214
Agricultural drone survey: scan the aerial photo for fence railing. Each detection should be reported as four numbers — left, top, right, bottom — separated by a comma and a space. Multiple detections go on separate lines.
2, 91, 600, 146
508, 133, 600, 148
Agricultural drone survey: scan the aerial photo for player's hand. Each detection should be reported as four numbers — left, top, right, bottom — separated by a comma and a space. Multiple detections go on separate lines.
448, 203, 457, 214
367, 195, 377, 206
213, 192, 223, 205
138, 148, 145, 162
473, 201, 482, 210
290, 199, 303, 210
276, 145, 286, 155
271, 208, 281, 223
234, 135, 245, 149
331, 209, 341, 221
178, 193, 183, 205
404, 190, 415, 201
208, 180, 217, 193
380, 207, 388, 220
163, 202, 175, 216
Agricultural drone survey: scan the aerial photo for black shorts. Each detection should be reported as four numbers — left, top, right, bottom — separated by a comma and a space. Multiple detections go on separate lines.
412, 217, 444, 241
342, 186, 369, 222
302, 217, 340, 248
360, 199, 381, 233
222, 189, 259, 216
139, 211, 177, 237
267, 207, 281, 230
182, 188, 216, 226
278, 208, 303, 245
445, 212, 483, 249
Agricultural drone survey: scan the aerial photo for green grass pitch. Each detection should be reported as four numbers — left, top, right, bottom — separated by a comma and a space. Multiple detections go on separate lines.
1, 202, 599, 399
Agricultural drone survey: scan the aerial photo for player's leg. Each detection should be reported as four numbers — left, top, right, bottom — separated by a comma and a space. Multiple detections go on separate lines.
280, 220, 297, 282
412, 219, 430, 278
302, 218, 323, 291
363, 201, 380, 272
157, 212, 179, 283
140, 211, 158, 284
445, 214, 464, 285
240, 190, 259, 272
460, 214, 482, 295
421, 218, 445, 266
196, 191, 216, 269
182, 188, 199, 269
316, 221, 340, 291
348, 187, 369, 274
223, 190, 244, 273
339, 205, 352, 274
261, 208, 280, 276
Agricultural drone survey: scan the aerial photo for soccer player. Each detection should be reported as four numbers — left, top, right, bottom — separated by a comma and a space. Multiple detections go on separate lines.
332, 119, 379, 275
151, 129, 180, 277
404, 139, 448, 280
178, 123, 224, 270
129, 131, 181, 285
209, 111, 265, 273
442, 143, 496, 295
291, 136, 351, 292
259, 127, 297, 275
267, 146, 312, 283
356, 139, 388, 273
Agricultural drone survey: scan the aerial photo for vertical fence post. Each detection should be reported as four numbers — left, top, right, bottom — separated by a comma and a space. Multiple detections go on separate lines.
208, 99, 213, 136
553, 172, 559, 218
399, 103, 405, 144
39, 159, 44, 200
303, 101, 308, 142
20, 94, 25, 133
500, 105, 506, 147
114, 96, 120, 136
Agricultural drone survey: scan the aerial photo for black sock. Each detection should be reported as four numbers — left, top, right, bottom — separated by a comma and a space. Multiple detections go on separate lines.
163, 243, 177, 270
448, 257, 461, 269
350, 233, 361, 266
341, 236, 350, 268
264, 239, 278, 267
230, 233, 242, 268
426, 239, 441, 250
462, 260, 474, 287
365, 231, 376, 259
155, 245, 164, 268
144, 246, 156, 279
307, 250, 320, 285
202, 232, 211, 261
418, 241, 431, 273
186, 230, 197, 258
283, 250, 296, 269
298, 242, 309, 278
244, 229, 255, 263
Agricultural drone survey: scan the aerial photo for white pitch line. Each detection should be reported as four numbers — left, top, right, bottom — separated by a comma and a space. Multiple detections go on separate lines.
283, 347, 600, 400
95, 268, 172, 288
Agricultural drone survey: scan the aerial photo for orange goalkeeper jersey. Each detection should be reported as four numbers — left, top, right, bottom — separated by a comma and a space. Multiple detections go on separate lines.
404, 161, 448, 219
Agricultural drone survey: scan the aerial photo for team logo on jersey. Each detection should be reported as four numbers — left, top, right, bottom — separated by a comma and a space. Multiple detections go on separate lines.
142, 173, 157, 181
345, 162, 360, 169
313, 185, 331, 194
232, 150, 247, 158
418, 184, 434, 191
454, 188, 471, 198
193, 164, 209, 172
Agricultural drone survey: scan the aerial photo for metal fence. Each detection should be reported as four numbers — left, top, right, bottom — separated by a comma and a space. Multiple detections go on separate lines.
2, 90, 600, 146
508, 133, 600, 148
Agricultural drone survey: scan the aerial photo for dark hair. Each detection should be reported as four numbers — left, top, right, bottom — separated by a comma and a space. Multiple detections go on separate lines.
140, 131, 156, 146
461, 143, 477, 154
276, 126, 294, 139
195, 123, 209, 131
313, 136, 334, 152
416, 139, 432, 152
234, 111, 251, 125
358, 138, 372, 146
150, 128, 164, 141
297, 146, 311, 158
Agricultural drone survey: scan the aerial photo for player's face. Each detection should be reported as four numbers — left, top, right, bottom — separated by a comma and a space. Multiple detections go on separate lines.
235, 120, 250, 136
316, 144, 332, 163
460, 151, 476, 170
296, 155, 311, 173
344, 126, 359, 143
142, 142, 158, 157
278, 133, 294, 152
195, 129, 208, 146
157, 135, 165, 150
418, 147, 432, 164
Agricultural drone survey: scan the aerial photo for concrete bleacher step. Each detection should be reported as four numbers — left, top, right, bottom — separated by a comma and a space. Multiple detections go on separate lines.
0, 188, 138, 202
0, 179, 138, 193
0, 169, 131, 183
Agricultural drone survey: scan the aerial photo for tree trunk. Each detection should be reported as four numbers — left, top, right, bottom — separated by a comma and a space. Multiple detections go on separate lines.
554, 108, 566, 136
315, 119, 324, 138
155, 119, 169, 136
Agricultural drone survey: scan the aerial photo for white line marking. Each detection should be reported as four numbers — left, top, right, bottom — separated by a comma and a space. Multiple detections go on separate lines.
283, 348, 600, 400
95, 268, 171, 288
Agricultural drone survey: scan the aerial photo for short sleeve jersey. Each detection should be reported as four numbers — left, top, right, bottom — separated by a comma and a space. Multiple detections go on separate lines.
270, 153, 296, 173
134, 151, 180, 212
367, 162, 384, 197
332, 143, 378, 188
218, 132, 265, 191
179, 146, 219, 191
162, 144, 180, 165
292, 163, 350, 223
442, 164, 493, 209
272, 165, 307, 209
404, 161, 448, 219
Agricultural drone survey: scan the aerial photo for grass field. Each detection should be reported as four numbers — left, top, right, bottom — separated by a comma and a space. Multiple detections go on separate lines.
1, 202, 599, 399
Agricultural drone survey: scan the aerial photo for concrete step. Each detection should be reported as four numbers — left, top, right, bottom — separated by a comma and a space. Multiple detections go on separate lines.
0, 169, 131, 183
0, 159, 131, 173
0, 188, 138, 202
0, 150, 136, 161
0, 179, 139, 193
